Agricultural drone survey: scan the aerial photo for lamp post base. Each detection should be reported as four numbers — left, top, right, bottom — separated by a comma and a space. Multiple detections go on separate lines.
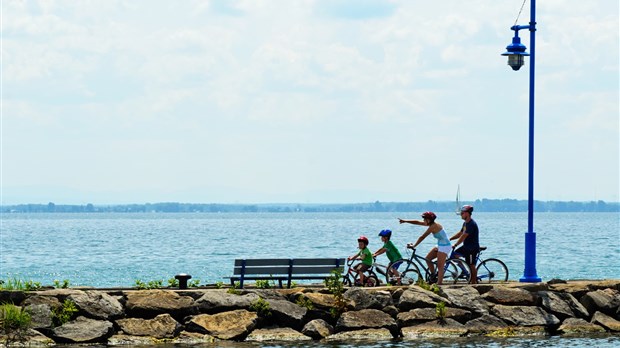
519, 231, 542, 283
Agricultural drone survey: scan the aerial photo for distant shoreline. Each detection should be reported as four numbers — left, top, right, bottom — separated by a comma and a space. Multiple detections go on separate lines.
2, 199, 618, 213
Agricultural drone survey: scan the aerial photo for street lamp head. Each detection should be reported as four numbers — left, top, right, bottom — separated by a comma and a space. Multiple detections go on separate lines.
501, 35, 529, 71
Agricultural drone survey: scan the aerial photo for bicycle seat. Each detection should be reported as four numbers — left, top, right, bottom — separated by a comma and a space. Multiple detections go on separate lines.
479, 246, 487, 251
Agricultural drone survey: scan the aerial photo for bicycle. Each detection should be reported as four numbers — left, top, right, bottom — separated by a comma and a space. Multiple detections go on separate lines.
386, 244, 470, 285
342, 258, 380, 287
450, 246, 509, 283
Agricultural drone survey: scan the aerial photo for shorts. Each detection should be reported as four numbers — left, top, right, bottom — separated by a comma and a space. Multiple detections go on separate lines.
390, 260, 403, 271
437, 245, 452, 256
354, 263, 370, 272
455, 246, 479, 265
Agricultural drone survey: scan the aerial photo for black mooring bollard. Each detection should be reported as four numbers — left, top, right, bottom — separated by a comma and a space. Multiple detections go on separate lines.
175, 273, 192, 289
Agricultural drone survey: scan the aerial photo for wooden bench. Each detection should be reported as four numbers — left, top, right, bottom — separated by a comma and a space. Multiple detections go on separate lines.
230, 258, 346, 289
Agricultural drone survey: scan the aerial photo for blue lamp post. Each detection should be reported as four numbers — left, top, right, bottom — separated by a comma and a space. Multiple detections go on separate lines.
501, 0, 542, 283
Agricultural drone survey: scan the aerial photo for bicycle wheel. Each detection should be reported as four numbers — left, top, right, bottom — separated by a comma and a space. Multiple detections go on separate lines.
444, 258, 471, 284
392, 260, 422, 285
342, 274, 353, 286
477, 258, 509, 283
364, 273, 380, 287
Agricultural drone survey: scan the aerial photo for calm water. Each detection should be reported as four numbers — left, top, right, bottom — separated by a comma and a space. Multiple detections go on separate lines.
0, 211, 618, 287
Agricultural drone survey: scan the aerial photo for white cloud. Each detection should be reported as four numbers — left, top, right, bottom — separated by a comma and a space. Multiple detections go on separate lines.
2, 0, 618, 203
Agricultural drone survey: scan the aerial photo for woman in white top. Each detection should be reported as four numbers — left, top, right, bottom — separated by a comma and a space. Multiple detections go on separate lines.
399, 211, 452, 285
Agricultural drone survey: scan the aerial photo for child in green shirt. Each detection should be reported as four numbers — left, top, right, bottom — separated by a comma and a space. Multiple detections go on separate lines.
348, 235, 373, 285
373, 229, 404, 284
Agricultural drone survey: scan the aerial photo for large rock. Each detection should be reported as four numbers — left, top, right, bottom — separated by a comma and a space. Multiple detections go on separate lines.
302, 319, 334, 339
537, 291, 589, 320
265, 299, 307, 330
186, 309, 258, 340
558, 318, 606, 335
491, 305, 560, 327
441, 286, 489, 314
397, 287, 450, 311
483, 287, 536, 306
23, 296, 62, 329
298, 292, 337, 310
51, 316, 114, 343
397, 307, 472, 326
325, 328, 394, 341
401, 318, 467, 338
591, 311, 620, 332
0, 328, 55, 346
125, 290, 197, 319
68, 290, 124, 320
115, 313, 181, 339
245, 327, 311, 342
196, 291, 260, 313
336, 309, 398, 336
343, 287, 380, 310
170, 330, 218, 344
580, 289, 620, 317
371, 290, 394, 308
464, 314, 507, 335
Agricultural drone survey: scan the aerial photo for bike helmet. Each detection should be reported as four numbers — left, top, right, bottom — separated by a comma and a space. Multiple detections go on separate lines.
378, 229, 392, 237
421, 211, 437, 221
357, 236, 369, 245
460, 205, 474, 213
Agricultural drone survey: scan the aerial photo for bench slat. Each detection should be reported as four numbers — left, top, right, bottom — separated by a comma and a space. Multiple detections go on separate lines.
292, 258, 346, 266
290, 266, 344, 275
234, 259, 290, 267
233, 266, 290, 275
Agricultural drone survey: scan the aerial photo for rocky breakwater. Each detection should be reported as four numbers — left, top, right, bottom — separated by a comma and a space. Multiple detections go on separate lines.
0, 280, 619, 346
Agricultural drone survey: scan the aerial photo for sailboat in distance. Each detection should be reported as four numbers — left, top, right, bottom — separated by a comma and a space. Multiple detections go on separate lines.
455, 185, 461, 215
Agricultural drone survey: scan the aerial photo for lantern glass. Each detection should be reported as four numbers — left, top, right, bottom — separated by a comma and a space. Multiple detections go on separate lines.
508, 54, 525, 71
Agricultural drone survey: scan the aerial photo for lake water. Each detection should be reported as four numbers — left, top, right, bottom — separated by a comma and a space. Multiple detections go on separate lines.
1, 211, 618, 287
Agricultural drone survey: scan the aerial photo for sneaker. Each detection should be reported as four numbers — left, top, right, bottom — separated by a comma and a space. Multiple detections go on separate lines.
354, 280, 362, 286
458, 272, 470, 280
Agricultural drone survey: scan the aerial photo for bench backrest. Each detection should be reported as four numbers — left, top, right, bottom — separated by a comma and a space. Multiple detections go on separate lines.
233, 258, 346, 276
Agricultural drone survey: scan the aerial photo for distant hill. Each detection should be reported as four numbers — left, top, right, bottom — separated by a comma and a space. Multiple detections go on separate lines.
2, 199, 618, 213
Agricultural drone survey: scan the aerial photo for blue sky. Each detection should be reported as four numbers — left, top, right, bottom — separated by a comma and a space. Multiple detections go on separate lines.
2, 1, 618, 204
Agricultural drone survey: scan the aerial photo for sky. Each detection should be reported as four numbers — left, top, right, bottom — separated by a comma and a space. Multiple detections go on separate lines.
1, 0, 618, 204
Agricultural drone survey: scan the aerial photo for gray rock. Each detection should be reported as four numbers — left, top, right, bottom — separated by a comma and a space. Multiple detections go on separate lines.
382, 305, 399, 318
441, 286, 489, 314
483, 287, 537, 306
299, 292, 337, 310
336, 309, 398, 336
108, 334, 157, 345
116, 313, 181, 339
397, 287, 451, 311
302, 319, 334, 340
170, 330, 218, 344
580, 289, 620, 317
397, 307, 472, 326
245, 327, 312, 342
372, 290, 394, 308
186, 309, 258, 340
464, 314, 507, 335
24, 296, 61, 329
325, 328, 394, 341
196, 291, 260, 313
559, 317, 606, 335
343, 287, 380, 310
0, 328, 55, 346
51, 315, 114, 343
491, 305, 560, 327
537, 291, 589, 320
401, 318, 467, 339
266, 299, 308, 330
68, 290, 124, 320
125, 290, 197, 319
591, 311, 620, 332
